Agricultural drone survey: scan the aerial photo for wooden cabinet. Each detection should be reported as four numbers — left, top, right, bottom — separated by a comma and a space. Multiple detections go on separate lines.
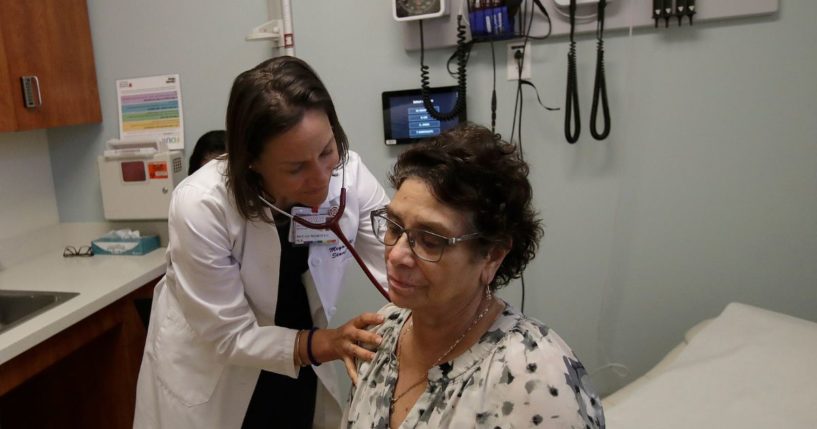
0, 0, 101, 132
0, 277, 159, 428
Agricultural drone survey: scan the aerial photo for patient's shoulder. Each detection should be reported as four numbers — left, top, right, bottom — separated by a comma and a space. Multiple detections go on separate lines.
372, 303, 408, 332
478, 305, 605, 428
492, 304, 578, 362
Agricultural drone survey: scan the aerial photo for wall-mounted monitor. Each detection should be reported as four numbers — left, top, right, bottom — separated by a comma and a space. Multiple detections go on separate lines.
381, 86, 466, 145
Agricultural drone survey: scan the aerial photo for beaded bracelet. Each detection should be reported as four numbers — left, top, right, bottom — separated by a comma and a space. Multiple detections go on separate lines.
306, 327, 321, 366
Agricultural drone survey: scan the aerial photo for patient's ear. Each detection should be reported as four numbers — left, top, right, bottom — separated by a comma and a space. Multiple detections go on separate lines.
480, 241, 510, 286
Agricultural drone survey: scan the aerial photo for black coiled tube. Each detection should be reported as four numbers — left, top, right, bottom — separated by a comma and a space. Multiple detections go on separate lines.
564, 43, 580, 144
591, 0, 610, 140
564, 0, 580, 144
590, 39, 610, 140
420, 15, 467, 121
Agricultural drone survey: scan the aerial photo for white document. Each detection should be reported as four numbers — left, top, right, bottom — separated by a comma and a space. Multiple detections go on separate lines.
116, 74, 184, 151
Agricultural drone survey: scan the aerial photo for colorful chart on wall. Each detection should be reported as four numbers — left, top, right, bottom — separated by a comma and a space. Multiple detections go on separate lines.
116, 74, 184, 151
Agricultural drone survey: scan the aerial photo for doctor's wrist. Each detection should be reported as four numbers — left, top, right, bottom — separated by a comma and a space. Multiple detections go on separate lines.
307, 327, 322, 366
309, 328, 339, 365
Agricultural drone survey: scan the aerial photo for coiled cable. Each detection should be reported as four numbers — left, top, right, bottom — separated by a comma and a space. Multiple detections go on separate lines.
590, 0, 611, 140
490, 39, 497, 133
420, 16, 467, 121
564, 0, 580, 144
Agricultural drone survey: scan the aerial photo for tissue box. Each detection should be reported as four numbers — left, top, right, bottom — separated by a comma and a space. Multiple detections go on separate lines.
91, 234, 160, 256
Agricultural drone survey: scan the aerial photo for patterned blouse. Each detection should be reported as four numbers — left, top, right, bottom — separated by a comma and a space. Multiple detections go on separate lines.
345, 302, 605, 428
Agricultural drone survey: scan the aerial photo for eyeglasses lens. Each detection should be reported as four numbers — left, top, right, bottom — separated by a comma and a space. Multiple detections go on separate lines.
372, 213, 446, 262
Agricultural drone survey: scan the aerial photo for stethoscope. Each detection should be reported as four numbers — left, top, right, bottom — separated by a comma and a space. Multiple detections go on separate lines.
258, 164, 391, 302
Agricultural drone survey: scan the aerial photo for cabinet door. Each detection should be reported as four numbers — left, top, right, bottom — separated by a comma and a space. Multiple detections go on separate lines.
0, 0, 101, 131
0, 27, 16, 130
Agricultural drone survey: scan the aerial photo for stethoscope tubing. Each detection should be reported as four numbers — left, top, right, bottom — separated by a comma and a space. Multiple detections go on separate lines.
258, 169, 391, 302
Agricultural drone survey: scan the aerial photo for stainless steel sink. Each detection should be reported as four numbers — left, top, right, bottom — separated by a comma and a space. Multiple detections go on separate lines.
0, 290, 79, 335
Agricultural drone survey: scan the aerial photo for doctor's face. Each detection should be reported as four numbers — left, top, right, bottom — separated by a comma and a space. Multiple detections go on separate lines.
252, 109, 340, 210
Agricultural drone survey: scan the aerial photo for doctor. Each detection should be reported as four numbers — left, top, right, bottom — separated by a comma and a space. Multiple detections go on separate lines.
134, 56, 388, 429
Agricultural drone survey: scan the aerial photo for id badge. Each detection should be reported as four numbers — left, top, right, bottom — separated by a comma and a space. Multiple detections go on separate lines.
288, 206, 339, 246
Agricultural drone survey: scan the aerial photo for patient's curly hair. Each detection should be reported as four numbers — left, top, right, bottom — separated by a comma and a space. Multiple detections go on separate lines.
389, 122, 543, 289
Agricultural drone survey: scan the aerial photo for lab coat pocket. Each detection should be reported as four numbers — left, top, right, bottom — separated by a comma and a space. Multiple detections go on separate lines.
312, 242, 354, 272
154, 305, 225, 406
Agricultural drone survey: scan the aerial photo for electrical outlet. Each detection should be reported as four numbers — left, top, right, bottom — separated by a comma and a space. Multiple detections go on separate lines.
507, 42, 531, 81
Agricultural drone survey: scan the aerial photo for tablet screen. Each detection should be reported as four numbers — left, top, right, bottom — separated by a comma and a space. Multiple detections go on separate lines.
382, 86, 466, 145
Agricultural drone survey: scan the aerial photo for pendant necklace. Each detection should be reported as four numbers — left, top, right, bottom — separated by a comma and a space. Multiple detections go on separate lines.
390, 288, 494, 412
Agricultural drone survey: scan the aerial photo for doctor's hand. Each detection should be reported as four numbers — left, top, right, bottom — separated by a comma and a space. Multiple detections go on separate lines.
311, 313, 384, 386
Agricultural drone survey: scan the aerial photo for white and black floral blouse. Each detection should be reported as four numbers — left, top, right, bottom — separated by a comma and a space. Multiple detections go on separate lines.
345, 302, 605, 428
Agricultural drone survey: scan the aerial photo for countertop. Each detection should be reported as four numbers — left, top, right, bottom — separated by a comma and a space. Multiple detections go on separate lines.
0, 223, 167, 365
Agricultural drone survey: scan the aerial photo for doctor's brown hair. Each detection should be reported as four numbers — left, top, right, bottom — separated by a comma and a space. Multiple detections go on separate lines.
388, 123, 543, 289
225, 56, 349, 223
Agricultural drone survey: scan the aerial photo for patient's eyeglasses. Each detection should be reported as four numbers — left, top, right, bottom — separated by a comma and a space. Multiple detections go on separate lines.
370, 208, 481, 262
63, 245, 94, 257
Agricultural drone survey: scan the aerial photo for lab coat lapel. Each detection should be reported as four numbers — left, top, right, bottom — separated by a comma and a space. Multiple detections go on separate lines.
240, 214, 281, 325
307, 170, 356, 323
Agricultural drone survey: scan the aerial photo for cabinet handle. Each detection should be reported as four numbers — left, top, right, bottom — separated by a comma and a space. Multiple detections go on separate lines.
20, 75, 43, 109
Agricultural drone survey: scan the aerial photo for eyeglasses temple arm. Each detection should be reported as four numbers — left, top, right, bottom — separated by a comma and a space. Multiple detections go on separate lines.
329, 223, 391, 302
449, 233, 482, 245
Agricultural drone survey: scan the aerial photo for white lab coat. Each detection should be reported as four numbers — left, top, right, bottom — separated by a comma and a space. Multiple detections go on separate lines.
133, 151, 389, 429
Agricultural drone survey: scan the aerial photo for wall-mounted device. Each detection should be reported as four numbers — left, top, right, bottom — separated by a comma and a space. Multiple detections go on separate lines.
97, 138, 184, 220
394, 0, 447, 21
382, 86, 466, 145
553, 0, 599, 6
406, 0, 778, 50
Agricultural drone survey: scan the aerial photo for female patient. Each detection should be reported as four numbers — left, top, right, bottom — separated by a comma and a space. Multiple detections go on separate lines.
346, 123, 605, 428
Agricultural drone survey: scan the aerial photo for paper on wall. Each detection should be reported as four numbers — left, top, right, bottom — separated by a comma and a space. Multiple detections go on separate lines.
116, 74, 184, 151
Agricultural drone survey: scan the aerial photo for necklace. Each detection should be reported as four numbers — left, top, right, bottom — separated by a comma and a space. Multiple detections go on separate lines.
390, 288, 495, 410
